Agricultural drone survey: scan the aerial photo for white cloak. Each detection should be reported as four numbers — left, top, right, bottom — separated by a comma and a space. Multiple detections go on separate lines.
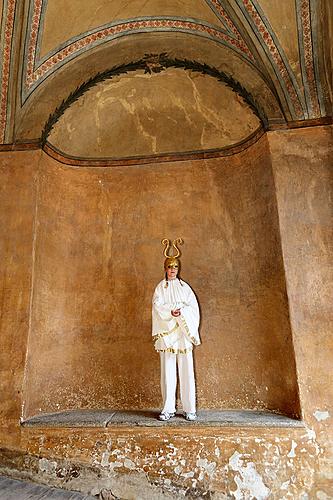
152, 278, 200, 354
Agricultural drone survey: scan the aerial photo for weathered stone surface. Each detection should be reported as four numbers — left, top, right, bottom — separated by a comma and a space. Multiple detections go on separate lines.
0, 150, 39, 435
0, 475, 94, 499
107, 409, 304, 428
22, 410, 116, 428
268, 125, 333, 496
48, 69, 260, 158
21, 409, 304, 428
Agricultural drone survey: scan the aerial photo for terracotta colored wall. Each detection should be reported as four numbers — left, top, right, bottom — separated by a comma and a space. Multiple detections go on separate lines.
0, 151, 39, 437
22, 135, 299, 418
269, 125, 333, 493
1, 127, 332, 498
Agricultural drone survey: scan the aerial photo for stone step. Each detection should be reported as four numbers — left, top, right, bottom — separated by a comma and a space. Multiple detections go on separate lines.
0, 476, 95, 499
21, 408, 304, 428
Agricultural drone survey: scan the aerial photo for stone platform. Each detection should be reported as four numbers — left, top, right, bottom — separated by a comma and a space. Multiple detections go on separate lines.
21, 409, 304, 428
0, 476, 94, 499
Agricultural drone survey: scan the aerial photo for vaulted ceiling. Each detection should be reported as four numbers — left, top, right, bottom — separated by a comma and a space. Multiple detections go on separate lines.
0, 0, 331, 150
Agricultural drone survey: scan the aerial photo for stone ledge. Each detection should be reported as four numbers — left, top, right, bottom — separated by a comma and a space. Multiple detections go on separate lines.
0, 475, 94, 499
21, 409, 304, 429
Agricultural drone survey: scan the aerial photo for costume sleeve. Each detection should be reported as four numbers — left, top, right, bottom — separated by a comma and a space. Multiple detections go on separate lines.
178, 285, 201, 345
183, 287, 200, 323
152, 286, 172, 321
152, 284, 175, 338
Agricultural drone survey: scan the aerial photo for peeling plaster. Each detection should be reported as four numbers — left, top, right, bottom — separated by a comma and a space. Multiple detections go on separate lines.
196, 457, 217, 477
228, 451, 270, 500
174, 465, 182, 475
0, 428, 327, 499
280, 479, 290, 490
316, 491, 332, 500
313, 410, 330, 421
302, 427, 321, 456
304, 428, 316, 440
287, 440, 297, 458
123, 459, 135, 470
181, 471, 194, 479
38, 457, 57, 474
101, 450, 111, 467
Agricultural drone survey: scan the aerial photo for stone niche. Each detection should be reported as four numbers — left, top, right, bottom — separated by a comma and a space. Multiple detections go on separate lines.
21, 69, 300, 419
21, 142, 300, 419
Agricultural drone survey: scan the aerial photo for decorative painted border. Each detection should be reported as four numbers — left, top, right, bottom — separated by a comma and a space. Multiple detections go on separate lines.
309, 0, 325, 116
40, 54, 268, 146
235, 0, 306, 120
0, 0, 327, 144
296, 0, 323, 118
0, 117, 330, 154
0, 0, 16, 143
0, 141, 40, 151
22, 0, 256, 102
21, 0, 315, 121
43, 126, 265, 168
205, 0, 250, 54
268, 116, 332, 131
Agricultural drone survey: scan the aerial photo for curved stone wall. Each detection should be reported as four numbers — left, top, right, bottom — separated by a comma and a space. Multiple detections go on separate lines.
22, 134, 300, 417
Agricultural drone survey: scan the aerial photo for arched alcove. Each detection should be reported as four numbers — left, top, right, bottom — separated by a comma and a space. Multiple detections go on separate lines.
15, 31, 285, 143
22, 145, 300, 420
46, 67, 261, 159
18, 44, 301, 420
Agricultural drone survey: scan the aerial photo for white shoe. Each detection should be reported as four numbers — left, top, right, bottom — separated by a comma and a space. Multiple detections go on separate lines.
158, 412, 175, 421
185, 412, 197, 421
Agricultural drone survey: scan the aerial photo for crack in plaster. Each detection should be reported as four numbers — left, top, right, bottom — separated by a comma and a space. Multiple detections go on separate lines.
95, 85, 158, 153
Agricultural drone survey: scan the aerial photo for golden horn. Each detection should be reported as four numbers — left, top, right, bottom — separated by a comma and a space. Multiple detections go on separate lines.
161, 238, 171, 258
172, 238, 183, 258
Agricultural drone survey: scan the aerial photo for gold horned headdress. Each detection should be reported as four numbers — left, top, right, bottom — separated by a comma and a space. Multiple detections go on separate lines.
162, 237, 183, 270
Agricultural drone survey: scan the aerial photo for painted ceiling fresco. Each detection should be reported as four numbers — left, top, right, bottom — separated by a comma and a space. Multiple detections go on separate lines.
47, 68, 261, 158
0, 0, 331, 146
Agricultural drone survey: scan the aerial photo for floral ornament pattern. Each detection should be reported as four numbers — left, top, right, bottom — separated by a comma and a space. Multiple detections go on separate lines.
0, 0, 327, 143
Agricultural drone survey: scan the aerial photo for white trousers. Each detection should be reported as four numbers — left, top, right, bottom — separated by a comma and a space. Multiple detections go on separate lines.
160, 351, 196, 414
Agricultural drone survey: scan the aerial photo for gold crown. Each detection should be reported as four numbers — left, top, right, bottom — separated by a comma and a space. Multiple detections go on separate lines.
162, 237, 183, 258
162, 238, 183, 269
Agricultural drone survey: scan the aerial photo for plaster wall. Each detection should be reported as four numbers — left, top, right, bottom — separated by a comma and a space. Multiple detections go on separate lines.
0, 150, 39, 439
48, 69, 260, 158
21, 134, 299, 418
268, 125, 333, 494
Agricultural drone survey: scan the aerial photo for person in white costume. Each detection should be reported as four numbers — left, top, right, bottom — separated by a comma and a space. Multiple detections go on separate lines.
152, 238, 201, 421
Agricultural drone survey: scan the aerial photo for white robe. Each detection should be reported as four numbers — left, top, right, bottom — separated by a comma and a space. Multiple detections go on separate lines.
152, 278, 200, 354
